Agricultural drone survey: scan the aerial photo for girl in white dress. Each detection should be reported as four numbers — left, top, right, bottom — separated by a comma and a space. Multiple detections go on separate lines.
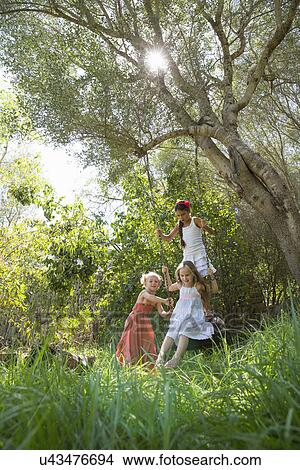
156, 200, 216, 277
156, 261, 214, 369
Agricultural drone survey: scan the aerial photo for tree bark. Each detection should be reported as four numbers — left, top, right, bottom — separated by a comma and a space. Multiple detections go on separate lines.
201, 139, 300, 285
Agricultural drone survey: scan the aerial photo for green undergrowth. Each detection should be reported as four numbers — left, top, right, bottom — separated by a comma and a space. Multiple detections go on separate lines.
0, 313, 299, 450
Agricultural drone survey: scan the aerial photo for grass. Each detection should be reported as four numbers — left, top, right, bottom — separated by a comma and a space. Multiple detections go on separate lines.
0, 314, 300, 449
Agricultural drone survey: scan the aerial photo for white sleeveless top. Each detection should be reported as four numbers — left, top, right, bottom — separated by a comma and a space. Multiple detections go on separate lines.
182, 217, 209, 275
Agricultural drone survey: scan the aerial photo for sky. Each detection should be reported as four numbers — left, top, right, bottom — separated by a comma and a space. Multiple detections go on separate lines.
1, 69, 97, 205
31, 142, 96, 204
1, 69, 124, 224
1, 38, 169, 203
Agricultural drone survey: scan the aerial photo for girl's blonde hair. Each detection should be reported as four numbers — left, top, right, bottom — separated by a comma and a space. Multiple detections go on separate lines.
175, 261, 210, 311
140, 271, 161, 286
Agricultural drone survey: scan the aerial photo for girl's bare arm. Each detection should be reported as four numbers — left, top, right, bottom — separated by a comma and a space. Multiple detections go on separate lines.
156, 224, 179, 241
139, 290, 172, 306
156, 302, 172, 318
194, 217, 215, 235
168, 282, 180, 292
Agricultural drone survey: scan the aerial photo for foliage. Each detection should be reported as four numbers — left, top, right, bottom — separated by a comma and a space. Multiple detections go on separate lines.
0, 84, 111, 345
1, 1, 300, 291
0, 2, 298, 176
0, 220, 49, 343
0, 87, 31, 143
0, 314, 299, 449
0, 85, 41, 224
0, 191, 109, 346
44, 201, 108, 291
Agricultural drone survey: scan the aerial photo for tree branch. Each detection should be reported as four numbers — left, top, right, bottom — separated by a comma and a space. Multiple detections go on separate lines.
274, 0, 283, 27
154, 77, 195, 127
139, 120, 297, 211
140, 122, 232, 154
95, 0, 114, 29
202, 3, 235, 128
142, 2, 217, 120
0, 140, 9, 165
139, 125, 233, 187
226, 134, 293, 209
123, 0, 139, 36
143, 0, 163, 42
233, 0, 300, 112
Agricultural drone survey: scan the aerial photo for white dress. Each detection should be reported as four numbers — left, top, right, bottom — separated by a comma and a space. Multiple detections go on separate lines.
167, 286, 214, 344
182, 217, 216, 276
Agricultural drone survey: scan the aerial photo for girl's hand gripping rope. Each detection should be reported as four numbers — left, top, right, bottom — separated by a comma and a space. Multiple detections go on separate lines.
161, 266, 174, 314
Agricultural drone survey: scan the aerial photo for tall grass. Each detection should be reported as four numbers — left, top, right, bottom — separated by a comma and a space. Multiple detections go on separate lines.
0, 313, 299, 449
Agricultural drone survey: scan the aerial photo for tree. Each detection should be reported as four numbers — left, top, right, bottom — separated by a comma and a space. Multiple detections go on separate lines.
0, 86, 31, 163
0, 1, 300, 283
0, 86, 109, 344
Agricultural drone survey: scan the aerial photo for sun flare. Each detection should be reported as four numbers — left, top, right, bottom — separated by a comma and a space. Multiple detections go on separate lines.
145, 49, 168, 73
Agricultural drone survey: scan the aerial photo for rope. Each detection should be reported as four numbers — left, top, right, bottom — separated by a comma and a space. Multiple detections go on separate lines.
142, 153, 165, 260
142, 153, 173, 307
194, 142, 210, 273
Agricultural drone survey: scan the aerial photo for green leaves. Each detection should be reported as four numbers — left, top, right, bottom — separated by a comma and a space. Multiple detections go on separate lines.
44, 202, 108, 291
0, 88, 31, 143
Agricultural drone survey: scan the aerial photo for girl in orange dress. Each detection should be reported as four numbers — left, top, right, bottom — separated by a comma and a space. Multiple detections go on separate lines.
116, 272, 172, 367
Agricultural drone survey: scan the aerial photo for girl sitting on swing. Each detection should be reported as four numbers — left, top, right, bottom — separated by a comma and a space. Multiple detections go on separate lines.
156, 261, 214, 369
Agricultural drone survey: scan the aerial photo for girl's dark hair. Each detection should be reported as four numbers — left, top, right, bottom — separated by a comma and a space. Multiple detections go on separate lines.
174, 201, 190, 212
174, 202, 190, 249
178, 221, 186, 248
176, 261, 210, 311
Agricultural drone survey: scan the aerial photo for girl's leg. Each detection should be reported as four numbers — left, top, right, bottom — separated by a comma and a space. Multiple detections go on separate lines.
156, 336, 174, 366
165, 335, 189, 368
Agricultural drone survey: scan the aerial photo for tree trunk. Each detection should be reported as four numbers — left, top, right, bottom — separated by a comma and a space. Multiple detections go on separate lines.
210, 140, 300, 285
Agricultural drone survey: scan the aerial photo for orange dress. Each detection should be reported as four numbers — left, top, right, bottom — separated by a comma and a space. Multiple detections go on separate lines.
116, 302, 157, 367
